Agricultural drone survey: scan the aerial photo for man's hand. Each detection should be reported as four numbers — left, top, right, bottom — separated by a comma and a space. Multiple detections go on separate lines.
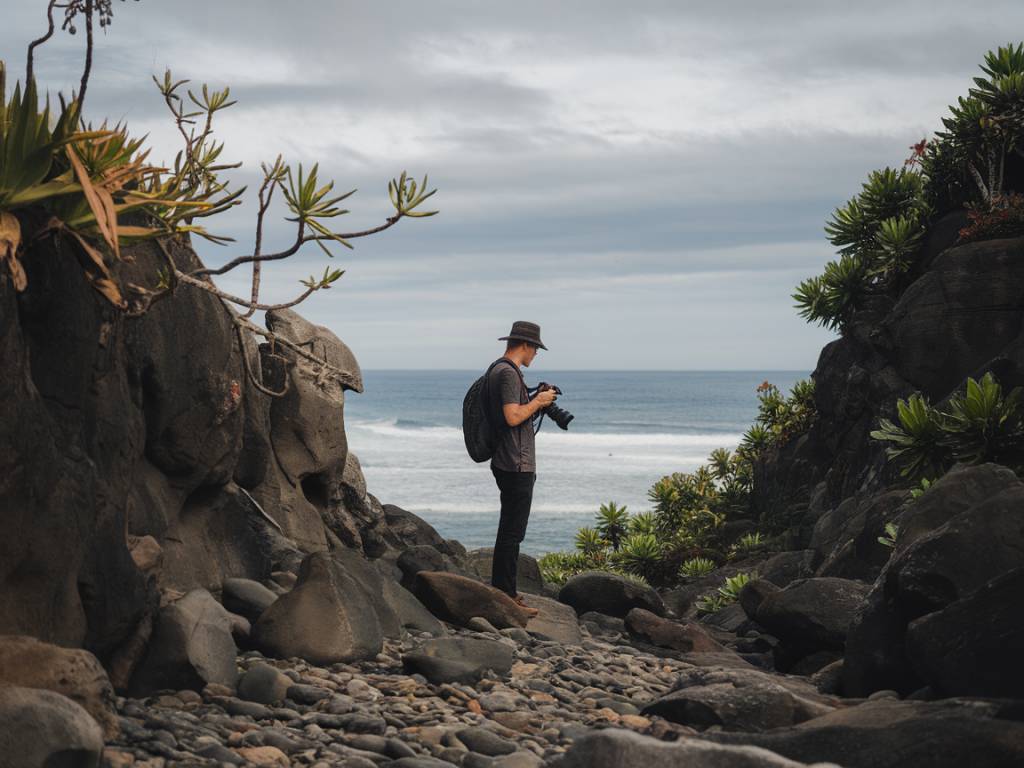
503, 388, 556, 426
534, 388, 557, 408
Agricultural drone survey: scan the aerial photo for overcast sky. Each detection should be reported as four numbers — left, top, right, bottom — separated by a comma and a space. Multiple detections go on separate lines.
4, 1, 1021, 369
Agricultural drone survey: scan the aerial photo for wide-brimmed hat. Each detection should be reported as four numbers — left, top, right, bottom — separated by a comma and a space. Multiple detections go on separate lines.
499, 320, 548, 350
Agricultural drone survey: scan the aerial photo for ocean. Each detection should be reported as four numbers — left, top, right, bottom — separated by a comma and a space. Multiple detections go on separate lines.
345, 370, 808, 556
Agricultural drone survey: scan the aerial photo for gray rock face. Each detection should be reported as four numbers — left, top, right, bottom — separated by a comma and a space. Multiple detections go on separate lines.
642, 666, 836, 732
758, 551, 815, 588
0, 686, 104, 768
263, 308, 361, 485
706, 698, 1024, 768
252, 552, 386, 665
129, 589, 238, 695
558, 571, 665, 618
465, 548, 544, 594
413, 571, 533, 629
402, 637, 514, 684
559, 729, 840, 768
844, 464, 1024, 696
221, 577, 279, 624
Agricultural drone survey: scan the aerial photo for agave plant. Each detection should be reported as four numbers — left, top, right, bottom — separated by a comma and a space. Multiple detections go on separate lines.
628, 511, 658, 537
871, 393, 950, 479
717, 572, 752, 602
615, 533, 663, 582
943, 372, 1024, 467
574, 527, 606, 558
695, 593, 727, 615
739, 424, 772, 458
730, 532, 766, 556
679, 557, 716, 579
595, 501, 630, 550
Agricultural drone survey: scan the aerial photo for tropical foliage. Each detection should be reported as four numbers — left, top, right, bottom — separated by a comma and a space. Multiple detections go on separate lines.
795, 43, 1024, 335
678, 557, 716, 579
871, 372, 1024, 478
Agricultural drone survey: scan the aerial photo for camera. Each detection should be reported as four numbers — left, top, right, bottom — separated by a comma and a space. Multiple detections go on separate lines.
531, 382, 574, 430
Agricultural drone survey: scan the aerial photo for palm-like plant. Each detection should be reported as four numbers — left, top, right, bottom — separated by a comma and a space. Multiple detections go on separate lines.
595, 501, 630, 551
574, 527, 606, 558
943, 372, 1024, 467
679, 557, 716, 579
615, 533, 663, 582
718, 572, 752, 602
871, 393, 950, 479
628, 511, 658, 537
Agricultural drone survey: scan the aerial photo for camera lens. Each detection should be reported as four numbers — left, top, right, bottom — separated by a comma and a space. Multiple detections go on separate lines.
546, 404, 574, 430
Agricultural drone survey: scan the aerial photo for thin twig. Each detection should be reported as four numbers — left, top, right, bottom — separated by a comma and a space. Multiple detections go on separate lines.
175, 269, 316, 311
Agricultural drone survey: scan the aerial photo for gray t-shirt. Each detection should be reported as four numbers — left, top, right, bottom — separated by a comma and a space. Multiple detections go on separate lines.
488, 360, 536, 473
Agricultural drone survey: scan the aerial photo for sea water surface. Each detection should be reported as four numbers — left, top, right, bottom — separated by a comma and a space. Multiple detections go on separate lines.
345, 370, 807, 556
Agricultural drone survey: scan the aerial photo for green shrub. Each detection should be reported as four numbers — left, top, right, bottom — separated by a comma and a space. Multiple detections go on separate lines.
730, 532, 766, 557
679, 557, 716, 579
574, 527, 606, 557
628, 511, 658, 537
872, 372, 1024, 477
595, 501, 630, 550
614, 533, 663, 583
718, 572, 752, 602
695, 593, 727, 615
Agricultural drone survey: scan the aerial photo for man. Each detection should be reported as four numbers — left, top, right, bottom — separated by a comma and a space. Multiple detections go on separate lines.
488, 321, 557, 614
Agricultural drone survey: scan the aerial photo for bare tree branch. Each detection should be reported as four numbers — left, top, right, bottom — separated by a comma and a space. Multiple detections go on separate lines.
26, 0, 62, 84
78, 0, 94, 109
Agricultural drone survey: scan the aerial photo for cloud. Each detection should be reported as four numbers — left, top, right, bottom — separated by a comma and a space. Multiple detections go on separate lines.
2, 0, 1020, 368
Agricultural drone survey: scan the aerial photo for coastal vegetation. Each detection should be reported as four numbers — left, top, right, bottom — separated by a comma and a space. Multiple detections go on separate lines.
794, 43, 1024, 334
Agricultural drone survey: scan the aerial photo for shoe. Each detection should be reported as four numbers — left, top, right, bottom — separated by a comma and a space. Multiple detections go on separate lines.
512, 594, 539, 618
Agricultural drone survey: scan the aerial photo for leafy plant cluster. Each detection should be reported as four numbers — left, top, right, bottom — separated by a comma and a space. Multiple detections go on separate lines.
795, 43, 1024, 334
871, 372, 1024, 479
740, 379, 816, 459
695, 572, 752, 615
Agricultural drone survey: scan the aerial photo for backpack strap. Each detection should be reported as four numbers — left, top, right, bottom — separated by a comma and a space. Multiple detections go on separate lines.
482, 358, 520, 429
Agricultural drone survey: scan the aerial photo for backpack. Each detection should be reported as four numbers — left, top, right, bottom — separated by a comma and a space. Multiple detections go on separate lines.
463, 358, 516, 462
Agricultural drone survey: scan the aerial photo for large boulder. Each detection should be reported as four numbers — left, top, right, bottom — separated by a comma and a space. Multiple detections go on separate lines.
465, 548, 544, 594
129, 589, 238, 695
809, 490, 905, 581
758, 551, 815, 588
0, 635, 118, 739
754, 578, 870, 661
626, 608, 726, 653
558, 729, 840, 768
383, 504, 465, 558
413, 571, 533, 629
0, 686, 104, 768
252, 551, 386, 665
402, 637, 515, 684
262, 308, 362, 485
522, 594, 582, 644
905, 567, 1024, 697
397, 545, 469, 590
221, 578, 279, 624
844, 464, 1024, 696
705, 698, 1024, 768
641, 666, 836, 732
558, 571, 665, 618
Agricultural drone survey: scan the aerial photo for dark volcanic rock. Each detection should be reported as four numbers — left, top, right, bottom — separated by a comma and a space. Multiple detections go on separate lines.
810, 490, 906, 581
221, 577, 279, 624
558, 571, 665, 618
252, 551, 386, 665
705, 698, 1024, 768
844, 464, 1024, 696
755, 578, 869, 660
465, 548, 544, 594
758, 550, 815, 588
129, 589, 238, 695
626, 608, 726, 653
641, 666, 836, 732
906, 567, 1024, 697
402, 637, 514, 684
560, 725, 837, 768
413, 571, 533, 629
521, 593, 582, 644
0, 686, 104, 768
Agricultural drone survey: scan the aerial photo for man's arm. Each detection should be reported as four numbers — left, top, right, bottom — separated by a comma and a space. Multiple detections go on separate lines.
503, 388, 556, 426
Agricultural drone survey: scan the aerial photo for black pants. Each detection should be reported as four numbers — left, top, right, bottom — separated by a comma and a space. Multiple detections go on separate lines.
491, 468, 536, 597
